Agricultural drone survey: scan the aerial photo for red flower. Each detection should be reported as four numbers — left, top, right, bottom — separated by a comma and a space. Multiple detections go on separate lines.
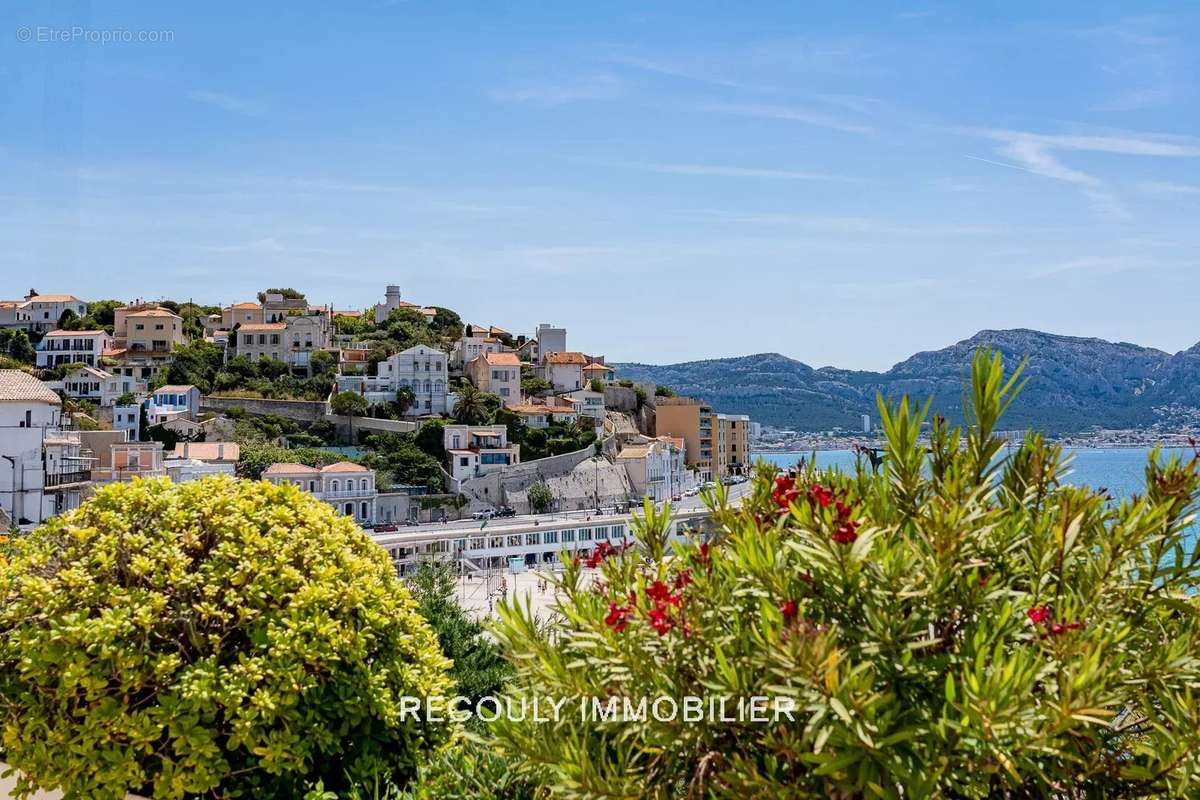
834, 500, 854, 521
779, 599, 797, 622
809, 484, 833, 508
646, 580, 671, 602
673, 569, 692, 590
648, 605, 674, 635
604, 602, 631, 633
584, 540, 616, 568
697, 542, 709, 563
773, 475, 795, 494
1026, 606, 1051, 625
831, 520, 859, 544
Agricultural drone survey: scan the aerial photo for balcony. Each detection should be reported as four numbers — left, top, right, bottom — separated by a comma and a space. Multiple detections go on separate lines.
44, 470, 92, 489
320, 489, 375, 500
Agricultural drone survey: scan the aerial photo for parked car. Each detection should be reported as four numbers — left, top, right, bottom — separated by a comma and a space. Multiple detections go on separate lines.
683, 487, 699, 497
372, 523, 398, 533
671, 493, 682, 502
403, 519, 419, 526
495, 506, 517, 518
472, 509, 495, 520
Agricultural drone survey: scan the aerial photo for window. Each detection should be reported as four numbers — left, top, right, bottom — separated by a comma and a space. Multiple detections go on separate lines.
489, 535, 504, 548
595, 526, 608, 540
331, 480, 340, 491
360, 479, 368, 490
562, 529, 575, 542
135, 323, 145, 330
470, 537, 485, 550
579, 528, 592, 541
507, 534, 522, 547
459, 457, 469, 467
155, 324, 164, 330
525, 533, 540, 546
543, 531, 558, 544
361, 502, 369, 518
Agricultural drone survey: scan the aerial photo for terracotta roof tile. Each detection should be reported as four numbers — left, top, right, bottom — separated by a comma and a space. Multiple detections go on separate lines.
0, 370, 61, 404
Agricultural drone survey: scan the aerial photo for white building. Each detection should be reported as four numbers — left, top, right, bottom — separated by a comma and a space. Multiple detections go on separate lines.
263, 461, 377, 525
146, 385, 202, 426
56, 366, 142, 407
618, 436, 686, 503
0, 370, 91, 526
564, 389, 605, 425
166, 458, 235, 482
535, 323, 567, 363
35, 330, 113, 368
539, 351, 587, 393
0, 292, 88, 334
443, 424, 520, 483
861, 414, 871, 434
451, 334, 508, 370
336, 344, 453, 414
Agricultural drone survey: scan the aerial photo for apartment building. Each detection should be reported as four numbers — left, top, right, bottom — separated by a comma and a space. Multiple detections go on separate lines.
34, 330, 113, 368
234, 322, 286, 361
654, 396, 715, 482
336, 344, 452, 414
56, 365, 142, 407
221, 301, 266, 329
539, 351, 587, 393
465, 351, 521, 404
0, 292, 88, 334
618, 436, 686, 503
233, 313, 331, 373
165, 442, 240, 482
0, 370, 91, 526
452, 333, 508, 370
263, 461, 377, 525
714, 413, 751, 477
87, 435, 167, 484
108, 306, 187, 380
443, 424, 520, 482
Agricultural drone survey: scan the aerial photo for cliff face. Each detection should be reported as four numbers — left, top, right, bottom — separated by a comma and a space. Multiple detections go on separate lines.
614, 329, 1198, 433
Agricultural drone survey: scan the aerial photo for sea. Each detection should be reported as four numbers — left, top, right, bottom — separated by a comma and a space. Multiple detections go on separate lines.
753, 448, 1194, 500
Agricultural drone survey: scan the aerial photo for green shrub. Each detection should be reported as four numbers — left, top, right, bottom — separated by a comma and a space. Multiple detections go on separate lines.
0, 477, 452, 799
488, 350, 1200, 798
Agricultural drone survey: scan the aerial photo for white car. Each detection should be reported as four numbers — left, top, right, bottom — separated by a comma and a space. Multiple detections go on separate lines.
472, 509, 495, 520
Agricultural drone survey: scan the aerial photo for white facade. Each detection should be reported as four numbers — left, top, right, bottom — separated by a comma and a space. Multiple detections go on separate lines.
443, 424, 520, 482
263, 462, 377, 524
165, 458, 236, 482
113, 403, 141, 441
534, 323, 567, 363
336, 344, 453, 414
57, 366, 142, 407
146, 385, 202, 426
540, 352, 587, 393
35, 330, 112, 368
618, 436, 687, 503
1, 293, 88, 334
0, 370, 90, 526
452, 335, 508, 370
564, 389, 605, 424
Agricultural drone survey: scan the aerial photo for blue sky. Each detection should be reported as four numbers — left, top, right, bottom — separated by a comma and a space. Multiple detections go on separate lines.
1, 1, 1198, 370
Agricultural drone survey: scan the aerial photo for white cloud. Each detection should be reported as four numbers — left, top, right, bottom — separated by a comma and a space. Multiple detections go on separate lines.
702, 102, 872, 135
489, 74, 624, 105
964, 128, 1200, 221
604, 54, 764, 91
620, 162, 855, 181
1140, 180, 1200, 196
187, 90, 265, 118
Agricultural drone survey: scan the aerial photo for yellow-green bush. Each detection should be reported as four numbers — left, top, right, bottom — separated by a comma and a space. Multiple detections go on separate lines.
0, 476, 451, 799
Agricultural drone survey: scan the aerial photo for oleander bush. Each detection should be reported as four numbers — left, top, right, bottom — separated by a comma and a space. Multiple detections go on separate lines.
0, 476, 452, 799
489, 350, 1200, 798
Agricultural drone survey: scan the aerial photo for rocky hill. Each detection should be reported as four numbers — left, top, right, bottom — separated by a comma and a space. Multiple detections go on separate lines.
613, 329, 1198, 433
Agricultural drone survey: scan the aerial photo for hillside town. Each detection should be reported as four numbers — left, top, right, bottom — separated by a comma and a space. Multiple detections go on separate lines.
0, 286, 753, 557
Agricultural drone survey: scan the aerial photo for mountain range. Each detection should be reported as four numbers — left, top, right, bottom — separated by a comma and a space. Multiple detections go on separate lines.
612, 329, 1200, 433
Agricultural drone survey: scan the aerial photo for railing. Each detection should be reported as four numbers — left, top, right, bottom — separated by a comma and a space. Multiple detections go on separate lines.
44, 470, 91, 488
320, 489, 375, 500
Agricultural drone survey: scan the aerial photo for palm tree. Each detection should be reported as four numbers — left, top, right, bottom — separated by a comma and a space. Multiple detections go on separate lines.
395, 385, 416, 417
453, 384, 487, 425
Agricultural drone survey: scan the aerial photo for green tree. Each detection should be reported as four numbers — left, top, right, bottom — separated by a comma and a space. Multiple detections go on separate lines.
396, 384, 416, 416
521, 371, 553, 396
165, 339, 224, 393
362, 432, 447, 493
414, 419, 448, 464
527, 481, 553, 514
331, 391, 370, 444
0, 477, 451, 799
452, 384, 489, 425
0, 329, 36, 364
634, 386, 647, 410
488, 350, 1200, 798
257, 287, 305, 303
428, 306, 464, 342
406, 561, 512, 708
589, 378, 605, 394
85, 299, 123, 332
310, 348, 337, 379
653, 385, 675, 397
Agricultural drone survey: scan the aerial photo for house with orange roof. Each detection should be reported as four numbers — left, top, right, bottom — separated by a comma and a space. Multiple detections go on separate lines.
466, 350, 521, 404
451, 329, 511, 370
442, 424, 520, 482
262, 460, 377, 524
538, 350, 588, 393
0, 291, 88, 334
